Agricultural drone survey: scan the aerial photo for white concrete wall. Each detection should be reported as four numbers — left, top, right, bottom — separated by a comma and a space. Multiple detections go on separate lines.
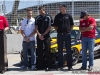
7, 34, 23, 54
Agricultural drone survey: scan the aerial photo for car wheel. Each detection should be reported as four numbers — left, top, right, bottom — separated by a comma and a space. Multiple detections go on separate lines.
72, 48, 79, 65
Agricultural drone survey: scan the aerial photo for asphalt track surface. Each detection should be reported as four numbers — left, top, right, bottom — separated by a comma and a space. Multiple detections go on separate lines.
1, 54, 100, 75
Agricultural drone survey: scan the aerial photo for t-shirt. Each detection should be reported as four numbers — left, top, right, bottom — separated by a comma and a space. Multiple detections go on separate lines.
0, 16, 9, 30
53, 13, 74, 33
79, 16, 96, 38
21, 17, 36, 41
35, 14, 52, 38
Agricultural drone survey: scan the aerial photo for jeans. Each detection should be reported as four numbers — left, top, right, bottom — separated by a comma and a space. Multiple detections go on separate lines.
23, 41, 35, 66
82, 37, 94, 68
34, 50, 36, 65
57, 33, 72, 68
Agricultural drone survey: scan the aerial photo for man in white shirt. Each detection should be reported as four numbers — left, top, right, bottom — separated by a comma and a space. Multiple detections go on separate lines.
21, 8, 36, 70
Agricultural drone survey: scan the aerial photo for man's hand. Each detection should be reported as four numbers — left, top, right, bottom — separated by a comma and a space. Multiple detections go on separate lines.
79, 27, 86, 32
24, 36, 30, 42
38, 34, 45, 40
82, 27, 85, 29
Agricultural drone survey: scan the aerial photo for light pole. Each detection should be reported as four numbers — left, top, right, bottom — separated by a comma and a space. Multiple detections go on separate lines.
37, 0, 43, 15
72, 0, 74, 20
0, 0, 3, 15
99, 1, 100, 20
3, 0, 6, 16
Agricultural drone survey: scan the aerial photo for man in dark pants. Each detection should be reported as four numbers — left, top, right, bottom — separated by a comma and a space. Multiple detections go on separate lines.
35, 6, 52, 71
53, 4, 74, 71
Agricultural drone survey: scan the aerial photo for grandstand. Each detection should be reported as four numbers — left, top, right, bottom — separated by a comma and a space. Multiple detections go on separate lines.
5, 0, 100, 26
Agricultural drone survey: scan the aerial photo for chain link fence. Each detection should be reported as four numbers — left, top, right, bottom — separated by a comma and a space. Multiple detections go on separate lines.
0, 0, 100, 33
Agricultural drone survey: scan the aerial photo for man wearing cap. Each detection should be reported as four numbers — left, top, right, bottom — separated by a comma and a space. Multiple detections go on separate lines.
53, 4, 74, 71
79, 11, 96, 71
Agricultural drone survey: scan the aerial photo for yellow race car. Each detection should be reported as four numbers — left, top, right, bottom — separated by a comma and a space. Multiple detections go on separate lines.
50, 26, 100, 66
20, 26, 100, 67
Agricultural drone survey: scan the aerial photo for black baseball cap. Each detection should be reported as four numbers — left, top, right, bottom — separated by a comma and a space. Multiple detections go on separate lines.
59, 4, 66, 8
80, 11, 89, 19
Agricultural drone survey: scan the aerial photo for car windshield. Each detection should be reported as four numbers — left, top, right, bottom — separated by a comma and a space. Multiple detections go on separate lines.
50, 31, 57, 38
71, 30, 80, 39
50, 30, 80, 39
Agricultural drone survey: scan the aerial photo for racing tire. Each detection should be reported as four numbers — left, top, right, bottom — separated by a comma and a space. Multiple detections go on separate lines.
71, 48, 79, 65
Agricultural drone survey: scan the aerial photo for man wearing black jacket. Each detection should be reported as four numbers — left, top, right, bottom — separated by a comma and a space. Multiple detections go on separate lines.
53, 4, 74, 71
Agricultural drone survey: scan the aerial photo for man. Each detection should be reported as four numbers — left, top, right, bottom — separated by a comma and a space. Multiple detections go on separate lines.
0, 15, 9, 31
79, 11, 96, 71
21, 8, 36, 70
53, 4, 74, 71
35, 6, 52, 71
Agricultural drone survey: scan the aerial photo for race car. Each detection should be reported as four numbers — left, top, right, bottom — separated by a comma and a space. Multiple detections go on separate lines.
20, 26, 100, 67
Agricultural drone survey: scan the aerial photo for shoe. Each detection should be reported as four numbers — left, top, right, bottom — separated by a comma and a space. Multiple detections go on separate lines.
79, 66, 86, 70
88, 66, 93, 71
31, 65, 35, 70
57, 67, 63, 71
36, 67, 44, 70
45, 67, 50, 71
21, 65, 27, 70
68, 68, 73, 71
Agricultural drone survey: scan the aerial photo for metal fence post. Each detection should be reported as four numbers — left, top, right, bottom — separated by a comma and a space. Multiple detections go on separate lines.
72, 0, 74, 20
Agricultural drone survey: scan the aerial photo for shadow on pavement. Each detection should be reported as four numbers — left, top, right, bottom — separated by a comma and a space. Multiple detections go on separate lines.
13, 62, 21, 67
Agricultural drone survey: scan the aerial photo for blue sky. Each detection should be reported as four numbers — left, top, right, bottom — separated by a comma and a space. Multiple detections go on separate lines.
4, 0, 63, 13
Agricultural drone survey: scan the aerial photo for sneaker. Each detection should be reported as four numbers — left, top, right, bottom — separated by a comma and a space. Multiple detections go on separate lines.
88, 66, 93, 71
79, 66, 86, 70
21, 65, 27, 70
31, 65, 35, 70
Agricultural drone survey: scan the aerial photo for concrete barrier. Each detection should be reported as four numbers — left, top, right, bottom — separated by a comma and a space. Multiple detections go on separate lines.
7, 34, 23, 54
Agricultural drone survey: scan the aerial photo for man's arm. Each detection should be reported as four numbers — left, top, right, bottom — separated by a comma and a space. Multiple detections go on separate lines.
20, 30, 26, 38
35, 25, 44, 40
85, 25, 94, 31
85, 18, 96, 31
70, 26, 73, 30
69, 14, 74, 30
21, 21, 30, 42
42, 26, 51, 36
21, 30, 30, 42
35, 25, 41, 36
79, 27, 86, 32
4, 27, 9, 31
79, 20, 86, 32
28, 29, 36, 37
3, 16, 9, 31
42, 16, 52, 36
80, 18, 96, 32
79, 25, 94, 32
